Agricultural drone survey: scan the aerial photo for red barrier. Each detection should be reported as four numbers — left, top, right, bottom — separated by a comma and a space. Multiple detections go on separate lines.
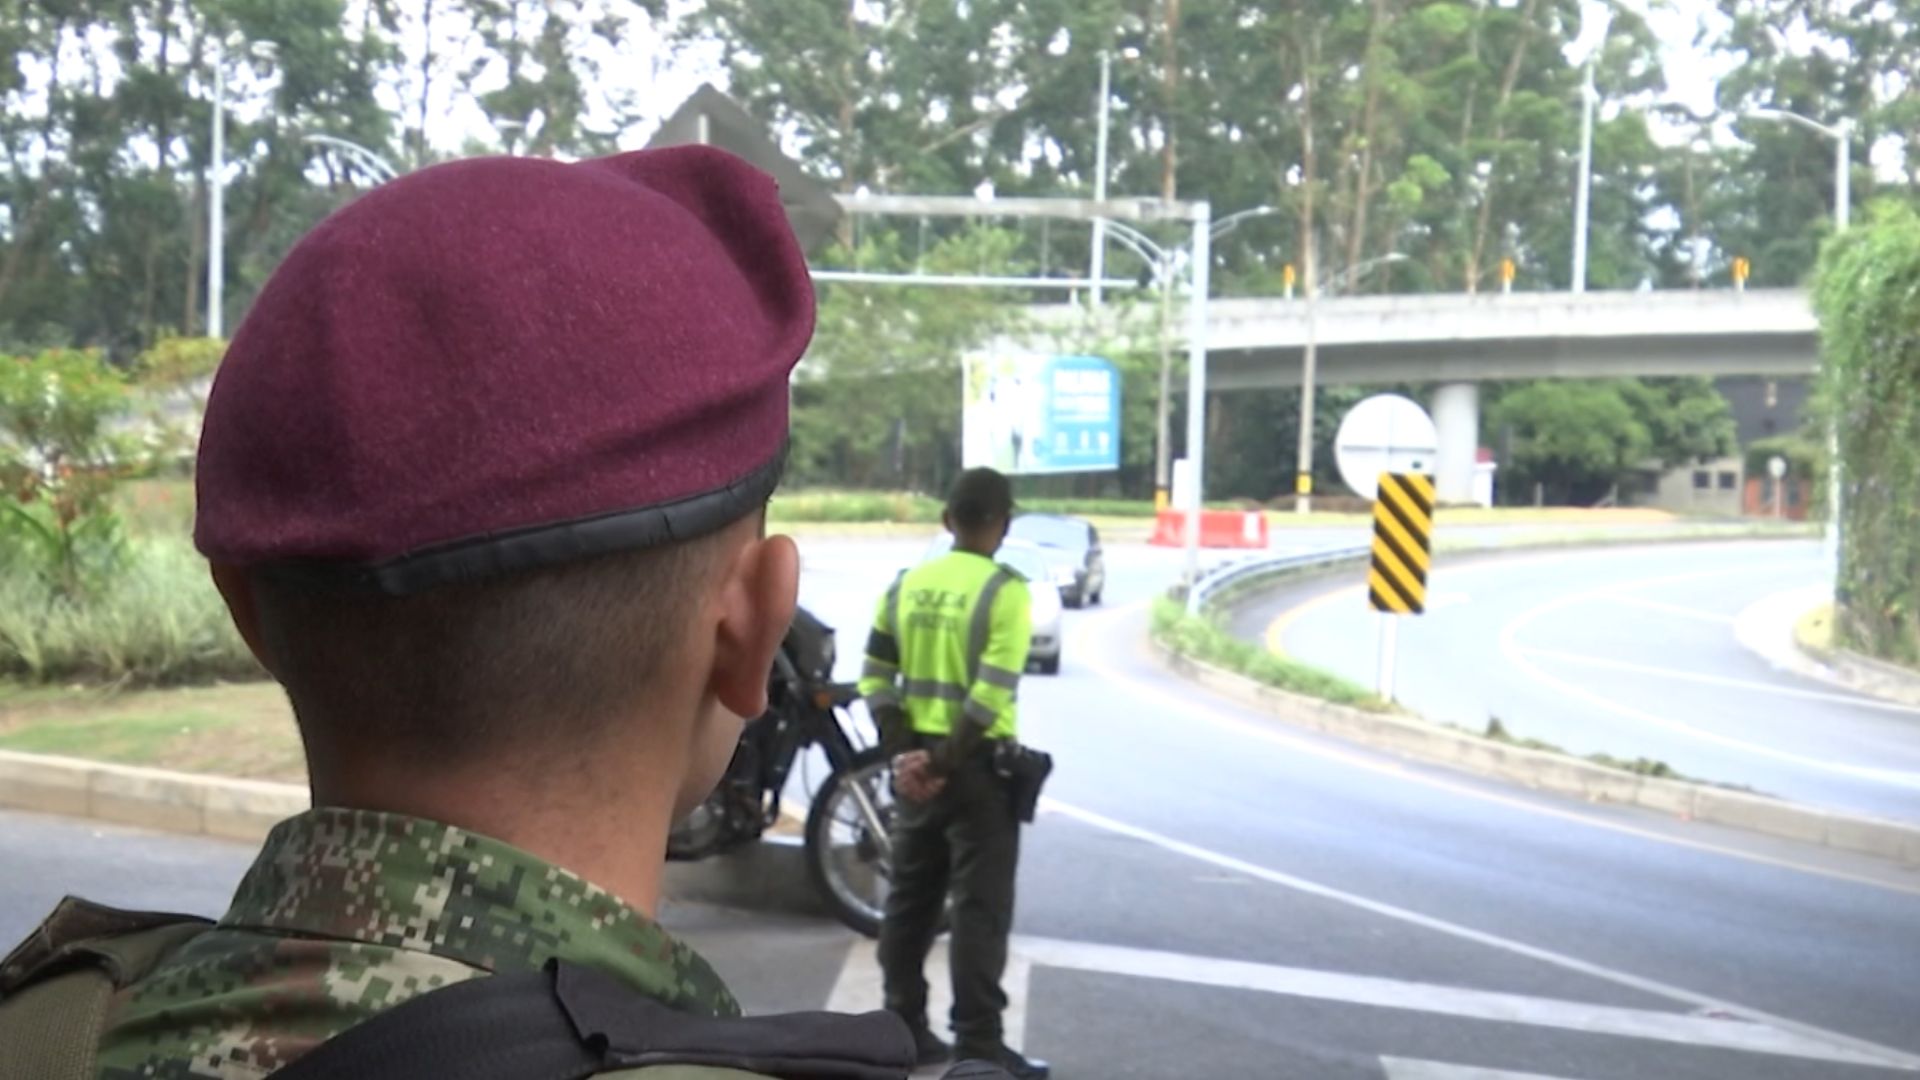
1148, 509, 1270, 549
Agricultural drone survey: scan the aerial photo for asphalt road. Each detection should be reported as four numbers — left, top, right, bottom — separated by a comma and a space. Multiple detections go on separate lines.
1241, 539, 1920, 822
6, 533, 1919, 1079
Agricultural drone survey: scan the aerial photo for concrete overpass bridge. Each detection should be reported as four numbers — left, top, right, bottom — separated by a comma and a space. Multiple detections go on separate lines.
1024, 288, 1818, 502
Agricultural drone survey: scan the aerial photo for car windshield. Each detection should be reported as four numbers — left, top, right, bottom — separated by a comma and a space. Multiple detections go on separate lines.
1010, 515, 1088, 551
995, 543, 1054, 582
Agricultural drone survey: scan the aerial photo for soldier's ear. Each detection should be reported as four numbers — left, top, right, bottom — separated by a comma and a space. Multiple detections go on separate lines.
210, 564, 280, 679
706, 531, 799, 720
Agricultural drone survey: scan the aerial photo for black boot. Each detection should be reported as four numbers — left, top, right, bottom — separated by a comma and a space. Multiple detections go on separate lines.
951, 1045, 1049, 1080
893, 1014, 952, 1067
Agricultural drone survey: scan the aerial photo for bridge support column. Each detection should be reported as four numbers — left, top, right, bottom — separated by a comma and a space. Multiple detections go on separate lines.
1432, 382, 1480, 506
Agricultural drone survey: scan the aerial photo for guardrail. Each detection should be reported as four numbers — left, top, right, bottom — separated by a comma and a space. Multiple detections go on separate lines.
1184, 545, 1371, 614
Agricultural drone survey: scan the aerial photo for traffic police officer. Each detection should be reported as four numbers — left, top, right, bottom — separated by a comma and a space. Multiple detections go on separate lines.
859, 468, 1049, 1080
0, 148, 934, 1078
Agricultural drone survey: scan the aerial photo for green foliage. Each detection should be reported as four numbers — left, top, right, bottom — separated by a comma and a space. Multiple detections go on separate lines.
1814, 202, 1920, 666
0, 1, 663, 353
792, 229, 1028, 493
1149, 597, 1386, 712
0, 536, 258, 686
0, 348, 141, 596
1489, 378, 1734, 504
1490, 381, 1651, 504
1622, 378, 1738, 469
134, 335, 225, 396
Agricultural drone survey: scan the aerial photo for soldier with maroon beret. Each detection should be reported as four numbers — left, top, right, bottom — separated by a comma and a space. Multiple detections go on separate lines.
0, 147, 944, 1079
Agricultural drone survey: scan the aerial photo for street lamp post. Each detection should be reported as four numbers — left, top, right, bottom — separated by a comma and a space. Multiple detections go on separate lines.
303, 134, 401, 184
207, 37, 278, 339
208, 38, 225, 339
1182, 205, 1214, 589
1091, 51, 1112, 308
1293, 250, 1409, 513
1746, 108, 1851, 230
1568, 2, 1612, 294
1572, 65, 1596, 293
1744, 106, 1852, 589
1098, 207, 1281, 513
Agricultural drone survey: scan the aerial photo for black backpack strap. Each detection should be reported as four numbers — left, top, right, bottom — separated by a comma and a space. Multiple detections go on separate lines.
271, 958, 915, 1080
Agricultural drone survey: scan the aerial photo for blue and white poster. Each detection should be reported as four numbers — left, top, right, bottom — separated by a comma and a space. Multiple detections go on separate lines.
962, 353, 1120, 475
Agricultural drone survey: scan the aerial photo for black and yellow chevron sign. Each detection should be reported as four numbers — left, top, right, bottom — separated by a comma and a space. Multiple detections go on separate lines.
1368, 472, 1435, 615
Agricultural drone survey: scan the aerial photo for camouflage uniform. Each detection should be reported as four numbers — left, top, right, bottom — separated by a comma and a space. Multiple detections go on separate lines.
95, 808, 741, 1080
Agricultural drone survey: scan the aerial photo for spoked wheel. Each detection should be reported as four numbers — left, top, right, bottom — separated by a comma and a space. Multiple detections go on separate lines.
805, 748, 898, 937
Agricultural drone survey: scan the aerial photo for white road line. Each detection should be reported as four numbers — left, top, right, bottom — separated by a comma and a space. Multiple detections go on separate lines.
1597, 593, 1735, 624
827, 938, 1030, 1054
1518, 644, 1920, 718
1381, 1058, 1575, 1080
829, 925, 1902, 1069
1013, 935, 1891, 1066
1041, 798, 1920, 1072
1497, 565, 1920, 788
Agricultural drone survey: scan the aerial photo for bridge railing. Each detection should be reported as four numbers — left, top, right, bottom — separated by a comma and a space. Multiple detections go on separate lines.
1183, 545, 1371, 614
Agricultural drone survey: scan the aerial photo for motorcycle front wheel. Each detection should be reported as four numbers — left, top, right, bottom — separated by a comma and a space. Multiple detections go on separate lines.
805, 748, 899, 937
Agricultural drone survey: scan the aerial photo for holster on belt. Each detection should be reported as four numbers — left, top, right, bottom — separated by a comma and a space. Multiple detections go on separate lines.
991, 742, 1054, 823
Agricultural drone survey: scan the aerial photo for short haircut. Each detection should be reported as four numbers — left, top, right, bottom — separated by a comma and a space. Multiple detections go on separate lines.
250, 530, 733, 765
947, 468, 1014, 530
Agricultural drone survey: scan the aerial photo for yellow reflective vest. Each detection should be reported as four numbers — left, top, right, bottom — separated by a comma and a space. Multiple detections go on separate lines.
857, 550, 1033, 740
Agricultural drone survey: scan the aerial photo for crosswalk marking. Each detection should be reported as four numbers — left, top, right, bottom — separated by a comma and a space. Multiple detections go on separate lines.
827, 938, 1032, 1054
1381, 1058, 1575, 1080
827, 931, 1897, 1069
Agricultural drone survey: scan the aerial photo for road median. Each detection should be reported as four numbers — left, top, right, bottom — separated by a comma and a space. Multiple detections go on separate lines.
1164, 528, 1920, 866
1151, 640, 1920, 864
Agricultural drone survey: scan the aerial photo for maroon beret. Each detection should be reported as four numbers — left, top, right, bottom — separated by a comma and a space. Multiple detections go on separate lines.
194, 146, 813, 594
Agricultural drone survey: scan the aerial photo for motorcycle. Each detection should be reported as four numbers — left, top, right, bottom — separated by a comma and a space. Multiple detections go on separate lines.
667, 605, 903, 936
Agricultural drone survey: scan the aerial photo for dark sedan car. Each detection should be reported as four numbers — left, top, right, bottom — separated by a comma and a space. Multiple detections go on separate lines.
1009, 513, 1105, 608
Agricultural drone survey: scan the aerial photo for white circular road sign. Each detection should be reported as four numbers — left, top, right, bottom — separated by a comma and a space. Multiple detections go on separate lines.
1768, 455, 1788, 479
1335, 394, 1439, 502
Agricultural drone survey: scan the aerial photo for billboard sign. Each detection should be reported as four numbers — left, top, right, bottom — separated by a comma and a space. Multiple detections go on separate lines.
962, 353, 1120, 475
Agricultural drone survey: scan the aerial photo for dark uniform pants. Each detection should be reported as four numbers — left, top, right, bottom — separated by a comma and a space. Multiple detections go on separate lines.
877, 750, 1019, 1054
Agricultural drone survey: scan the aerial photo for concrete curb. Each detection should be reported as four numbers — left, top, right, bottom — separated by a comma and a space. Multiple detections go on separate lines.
0, 750, 831, 916
1813, 648, 1920, 709
0, 749, 307, 842
1731, 586, 1920, 710
1151, 641, 1920, 867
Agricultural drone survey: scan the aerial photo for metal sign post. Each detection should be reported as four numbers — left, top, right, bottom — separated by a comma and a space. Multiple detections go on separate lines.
1376, 614, 1401, 703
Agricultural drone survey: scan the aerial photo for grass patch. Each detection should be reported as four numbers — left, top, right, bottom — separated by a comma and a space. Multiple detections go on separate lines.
1477, 716, 1749, 787
1019, 498, 1159, 518
0, 680, 302, 781
768, 490, 944, 524
1150, 597, 1388, 711
0, 535, 260, 686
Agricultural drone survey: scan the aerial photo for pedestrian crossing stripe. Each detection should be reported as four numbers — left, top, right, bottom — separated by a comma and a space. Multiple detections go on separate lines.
1369, 471, 1434, 615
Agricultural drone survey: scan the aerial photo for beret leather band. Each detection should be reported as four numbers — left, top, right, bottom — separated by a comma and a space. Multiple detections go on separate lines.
252, 443, 787, 597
